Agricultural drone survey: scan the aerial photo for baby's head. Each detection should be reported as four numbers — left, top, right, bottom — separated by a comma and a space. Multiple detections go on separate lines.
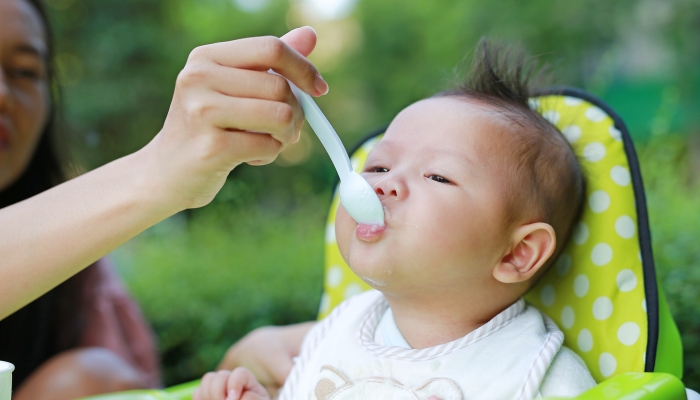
335, 40, 585, 312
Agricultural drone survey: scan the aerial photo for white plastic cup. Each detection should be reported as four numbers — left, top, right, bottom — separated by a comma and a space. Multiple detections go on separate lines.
0, 361, 13, 400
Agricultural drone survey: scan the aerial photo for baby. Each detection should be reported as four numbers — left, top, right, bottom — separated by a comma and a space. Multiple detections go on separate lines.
194, 40, 596, 400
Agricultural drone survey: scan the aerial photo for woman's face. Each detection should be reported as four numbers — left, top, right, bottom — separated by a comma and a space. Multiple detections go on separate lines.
0, 0, 50, 190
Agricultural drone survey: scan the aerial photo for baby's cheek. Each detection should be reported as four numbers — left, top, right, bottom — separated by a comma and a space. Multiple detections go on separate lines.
335, 205, 355, 262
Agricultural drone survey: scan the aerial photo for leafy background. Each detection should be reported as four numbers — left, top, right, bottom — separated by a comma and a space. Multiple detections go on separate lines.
42, 0, 700, 389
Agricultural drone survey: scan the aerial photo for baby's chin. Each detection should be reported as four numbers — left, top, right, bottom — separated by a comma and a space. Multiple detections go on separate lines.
347, 257, 396, 289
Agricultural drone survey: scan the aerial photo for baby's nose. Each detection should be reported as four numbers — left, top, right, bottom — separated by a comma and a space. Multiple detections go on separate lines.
373, 176, 407, 200
375, 186, 397, 197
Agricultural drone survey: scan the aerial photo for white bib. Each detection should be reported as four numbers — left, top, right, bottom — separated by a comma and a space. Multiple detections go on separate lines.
280, 290, 564, 400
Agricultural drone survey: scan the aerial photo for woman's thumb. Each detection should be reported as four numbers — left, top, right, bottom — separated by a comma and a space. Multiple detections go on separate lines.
280, 26, 317, 57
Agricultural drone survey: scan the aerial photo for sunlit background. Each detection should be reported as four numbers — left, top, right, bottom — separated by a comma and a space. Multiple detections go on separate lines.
44, 0, 700, 387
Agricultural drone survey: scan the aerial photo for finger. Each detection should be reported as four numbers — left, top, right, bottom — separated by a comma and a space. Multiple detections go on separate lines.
205, 69, 296, 104
196, 37, 327, 96
204, 95, 296, 146
208, 371, 232, 400
227, 368, 268, 399
199, 372, 217, 400
220, 130, 283, 166
280, 26, 317, 57
199, 69, 303, 138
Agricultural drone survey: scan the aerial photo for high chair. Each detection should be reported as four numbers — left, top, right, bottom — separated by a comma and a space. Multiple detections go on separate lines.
81, 87, 696, 400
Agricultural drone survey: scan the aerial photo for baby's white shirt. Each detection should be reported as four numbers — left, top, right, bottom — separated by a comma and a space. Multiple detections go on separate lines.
372, 303, 596, 398
280, 290, 595, 400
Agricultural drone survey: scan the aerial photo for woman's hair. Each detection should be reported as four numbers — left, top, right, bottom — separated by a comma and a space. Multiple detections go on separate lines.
0, 0, 97, 388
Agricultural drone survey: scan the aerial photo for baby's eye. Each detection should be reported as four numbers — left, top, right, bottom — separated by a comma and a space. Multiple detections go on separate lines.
367, 167, 389, 173
428, 175, 451, 184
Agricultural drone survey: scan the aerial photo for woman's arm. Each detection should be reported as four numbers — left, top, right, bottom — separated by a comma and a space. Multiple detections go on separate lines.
217, 322, 315, 398
0, 27, 327, 320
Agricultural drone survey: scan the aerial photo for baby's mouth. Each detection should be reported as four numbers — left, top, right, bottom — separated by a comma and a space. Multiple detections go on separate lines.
356, 223, 386, 242
355, 205, 389, 242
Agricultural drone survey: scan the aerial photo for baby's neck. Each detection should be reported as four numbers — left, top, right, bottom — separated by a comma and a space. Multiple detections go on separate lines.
384, 290, 519, 349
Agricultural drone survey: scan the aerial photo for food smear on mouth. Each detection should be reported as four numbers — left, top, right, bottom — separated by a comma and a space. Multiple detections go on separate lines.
356, 223, 386, 240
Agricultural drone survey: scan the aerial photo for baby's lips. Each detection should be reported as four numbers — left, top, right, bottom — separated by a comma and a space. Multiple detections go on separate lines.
356, 223, 386, 242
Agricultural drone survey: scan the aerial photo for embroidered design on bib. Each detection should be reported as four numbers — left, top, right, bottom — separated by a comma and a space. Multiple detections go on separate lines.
311, 365, 463, 400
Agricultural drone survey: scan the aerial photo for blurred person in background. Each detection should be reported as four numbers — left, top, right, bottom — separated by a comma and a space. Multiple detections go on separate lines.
0, 0, 161, 398
0, 0, 328, 397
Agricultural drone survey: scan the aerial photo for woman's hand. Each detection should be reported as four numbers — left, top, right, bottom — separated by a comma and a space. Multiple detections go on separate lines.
217, 322, 315, 398
194, 368, 270, 400
141, 26, 327, 210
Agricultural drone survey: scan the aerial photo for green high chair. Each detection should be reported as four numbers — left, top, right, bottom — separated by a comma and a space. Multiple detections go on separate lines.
82, 87, 695, 400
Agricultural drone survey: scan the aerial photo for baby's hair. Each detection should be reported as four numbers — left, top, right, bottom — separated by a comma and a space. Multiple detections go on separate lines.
435, 38, 586, 275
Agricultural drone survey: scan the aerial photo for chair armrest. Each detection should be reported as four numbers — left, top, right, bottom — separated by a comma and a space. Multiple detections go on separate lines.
164, 379, 200, 399
78, 390, 175, 400
77, 380, 199, 400
545, 372, 686, 400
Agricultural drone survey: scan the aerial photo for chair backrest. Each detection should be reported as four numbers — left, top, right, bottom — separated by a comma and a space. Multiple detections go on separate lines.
318, 87, 683, 383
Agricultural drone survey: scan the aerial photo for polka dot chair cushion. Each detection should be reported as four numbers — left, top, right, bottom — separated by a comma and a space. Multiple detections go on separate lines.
318, 89, 651, 384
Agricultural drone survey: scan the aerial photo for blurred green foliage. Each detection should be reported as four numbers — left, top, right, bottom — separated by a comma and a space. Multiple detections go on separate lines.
112, 196, 327, 384
42, 0, 700, 389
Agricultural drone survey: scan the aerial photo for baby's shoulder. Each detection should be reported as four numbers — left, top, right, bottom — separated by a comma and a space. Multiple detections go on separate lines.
538, 346, 596, 398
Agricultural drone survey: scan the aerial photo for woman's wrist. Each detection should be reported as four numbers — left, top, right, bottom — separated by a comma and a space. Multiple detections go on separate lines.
126, 143, 189, 218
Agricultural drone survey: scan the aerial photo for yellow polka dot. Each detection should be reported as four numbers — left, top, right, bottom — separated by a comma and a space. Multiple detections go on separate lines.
599, 353, 617, 377
591, 243, 613, 266
343, 283, 364, 299
326, 265, 343, 288
572, 222, 589, 245
319, 293, 331, 315
555, 254, 572, 276
609, 126, 622, 141
610, 166, 631, 186
617, 322, 641, 346
616, 269, 638, 292
562, 125, 582, 143
543, 110, 560, 124
564, 96, 583, 106
583, 142, 606, 162
561, 306, 575, 329
574, 274, 589, 298
325, 223, 336, 244
593, 297, 614, 320
541, 285, 555, 307
578, 329, 593, 352
615, 216, 635, 239
585, 106, 607, 122
589, 191, 611, 213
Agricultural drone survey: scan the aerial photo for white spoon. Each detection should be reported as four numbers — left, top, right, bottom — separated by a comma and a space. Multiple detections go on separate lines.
282, 77, 384, 226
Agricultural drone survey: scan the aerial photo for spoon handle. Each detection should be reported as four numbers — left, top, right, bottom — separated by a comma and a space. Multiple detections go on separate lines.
284, 80, 353, 182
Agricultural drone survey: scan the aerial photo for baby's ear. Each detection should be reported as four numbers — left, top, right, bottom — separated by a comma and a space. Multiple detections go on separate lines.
493, 223, 556, 284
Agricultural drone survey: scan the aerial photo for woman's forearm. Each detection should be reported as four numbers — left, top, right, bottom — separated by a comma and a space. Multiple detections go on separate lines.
0, 149, 177, 320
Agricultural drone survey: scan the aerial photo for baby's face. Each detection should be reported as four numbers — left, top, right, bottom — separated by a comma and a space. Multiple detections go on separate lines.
336, 97, 515, 298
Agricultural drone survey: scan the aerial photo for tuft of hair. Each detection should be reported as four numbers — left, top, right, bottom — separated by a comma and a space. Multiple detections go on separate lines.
436, 38, 586, 277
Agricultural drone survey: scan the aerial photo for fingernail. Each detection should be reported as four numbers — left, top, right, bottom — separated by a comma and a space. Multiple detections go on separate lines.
227, 389, 237, 400
303, 25, 317, 35
314, 74, 329, 96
